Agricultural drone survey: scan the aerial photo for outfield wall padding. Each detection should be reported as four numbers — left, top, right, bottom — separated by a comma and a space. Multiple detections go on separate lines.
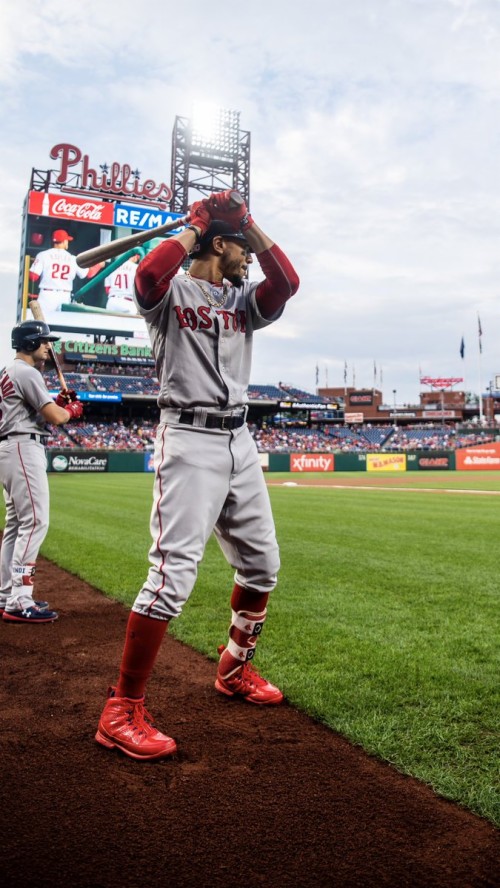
334, 453, 367, 471
268, 453, 291, 471
46, 448, 463, 473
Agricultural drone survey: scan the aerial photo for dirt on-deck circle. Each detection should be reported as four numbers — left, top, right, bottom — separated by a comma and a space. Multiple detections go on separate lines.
2, 553, 499, 888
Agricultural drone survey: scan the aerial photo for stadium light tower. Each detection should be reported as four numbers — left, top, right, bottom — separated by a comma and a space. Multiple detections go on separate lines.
191, 103, 240, 157
170, 105, 251, 213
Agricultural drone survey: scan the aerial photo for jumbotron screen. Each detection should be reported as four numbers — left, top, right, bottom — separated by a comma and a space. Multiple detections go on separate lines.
20, 189, 184, 341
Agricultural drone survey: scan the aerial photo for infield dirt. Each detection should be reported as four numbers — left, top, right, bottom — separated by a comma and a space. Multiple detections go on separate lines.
2, 553, 499, 888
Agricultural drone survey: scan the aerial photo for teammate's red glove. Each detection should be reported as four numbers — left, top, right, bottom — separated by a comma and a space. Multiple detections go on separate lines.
206, 190, 255, 232
64, 399, 84, 420
187, 200, 212, 237
56, 389, 77, 406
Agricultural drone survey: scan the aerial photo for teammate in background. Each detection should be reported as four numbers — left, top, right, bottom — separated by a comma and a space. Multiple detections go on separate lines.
29, 229, 103, 314
96, 190, 300, 761
104, 254, 140, 314
0, 321, 84, 623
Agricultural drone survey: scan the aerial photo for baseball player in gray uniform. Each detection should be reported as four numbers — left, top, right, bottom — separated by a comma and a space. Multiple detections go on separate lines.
96, 190, 300, 761
0, 321, 84, 622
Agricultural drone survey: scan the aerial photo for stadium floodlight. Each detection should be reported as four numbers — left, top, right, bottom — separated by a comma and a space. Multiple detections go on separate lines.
190, 103, 240, 159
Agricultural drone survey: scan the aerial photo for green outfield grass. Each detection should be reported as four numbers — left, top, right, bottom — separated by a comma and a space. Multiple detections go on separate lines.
3, 470, 499, 824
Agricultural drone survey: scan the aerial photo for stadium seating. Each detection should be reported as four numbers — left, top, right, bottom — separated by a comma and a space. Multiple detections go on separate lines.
39, 369, 497, 453
42, 418, 496, 452
248, 384, 286, 399
359, 427, 393, 446
278, 385, 324, 402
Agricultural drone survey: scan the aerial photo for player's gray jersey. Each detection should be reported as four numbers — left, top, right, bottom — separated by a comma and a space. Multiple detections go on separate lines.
0, 361, 52, 436
135, 275, 282, 410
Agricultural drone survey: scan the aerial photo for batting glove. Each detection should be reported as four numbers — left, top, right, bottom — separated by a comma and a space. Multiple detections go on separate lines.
64, 400, 84, 420
55, 389, 78, 406
187, 200, 213, 239
206, 190, 255, 232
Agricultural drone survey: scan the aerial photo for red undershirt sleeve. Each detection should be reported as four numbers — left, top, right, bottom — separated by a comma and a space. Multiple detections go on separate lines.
255, 244, 300, 319
135, 239, 188, 309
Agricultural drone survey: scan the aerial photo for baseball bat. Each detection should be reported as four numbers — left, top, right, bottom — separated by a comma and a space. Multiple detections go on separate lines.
28, 299, 69, 392
75, 191, 244, 268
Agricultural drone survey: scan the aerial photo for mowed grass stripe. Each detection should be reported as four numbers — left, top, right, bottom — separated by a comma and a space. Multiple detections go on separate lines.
2, 472, 498, 824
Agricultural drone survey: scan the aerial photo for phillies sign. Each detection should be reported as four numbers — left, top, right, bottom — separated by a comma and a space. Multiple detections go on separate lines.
49, 142, 173, 207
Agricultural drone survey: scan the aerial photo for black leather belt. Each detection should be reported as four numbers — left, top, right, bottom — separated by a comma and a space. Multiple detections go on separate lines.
0, 433, 49, 444
178, 410, 246, 430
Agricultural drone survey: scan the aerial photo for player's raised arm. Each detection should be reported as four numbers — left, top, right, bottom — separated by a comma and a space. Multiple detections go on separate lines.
204, 191, 300, 318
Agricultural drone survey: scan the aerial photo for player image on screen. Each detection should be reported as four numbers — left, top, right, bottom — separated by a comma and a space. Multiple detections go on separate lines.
104, 254, 140, 315
28, 229, 103, 314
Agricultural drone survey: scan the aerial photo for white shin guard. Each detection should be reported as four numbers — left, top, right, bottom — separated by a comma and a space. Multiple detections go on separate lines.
227, 608, 267, 663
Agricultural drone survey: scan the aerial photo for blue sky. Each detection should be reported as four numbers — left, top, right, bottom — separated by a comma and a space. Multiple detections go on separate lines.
1, 0, 500, 403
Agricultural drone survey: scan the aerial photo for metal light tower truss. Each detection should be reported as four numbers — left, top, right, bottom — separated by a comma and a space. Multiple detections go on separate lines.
170, 108, 250, 213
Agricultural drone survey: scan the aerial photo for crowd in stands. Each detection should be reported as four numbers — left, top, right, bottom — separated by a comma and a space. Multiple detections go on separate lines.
44, 370, 159, 396
252, 425, 496, 452
39, 368, 498, 451
72, 362, 156, 377
46, 372, 324, 403
47, 420, 156, 451
43, 420, 497, 452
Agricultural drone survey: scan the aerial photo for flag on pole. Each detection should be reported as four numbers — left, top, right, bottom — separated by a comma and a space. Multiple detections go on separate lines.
343, 360, 347, 384
373, 360, 377, 384
460, 337, 465, 359
478, 314, 483, 353
315, 363, 319, 386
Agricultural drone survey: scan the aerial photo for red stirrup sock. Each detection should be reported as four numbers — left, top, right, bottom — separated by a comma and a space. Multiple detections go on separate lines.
115, 611, 168, 699
230, 583, 269, 615
218, 584, 270, 677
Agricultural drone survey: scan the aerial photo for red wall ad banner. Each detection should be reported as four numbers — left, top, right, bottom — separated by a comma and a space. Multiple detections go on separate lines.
28, 190, 115, 226
455, 442, 500, 470
291, 453, 334, 472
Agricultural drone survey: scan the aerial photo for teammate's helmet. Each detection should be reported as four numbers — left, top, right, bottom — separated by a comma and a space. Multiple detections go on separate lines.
11, 320, 60, 353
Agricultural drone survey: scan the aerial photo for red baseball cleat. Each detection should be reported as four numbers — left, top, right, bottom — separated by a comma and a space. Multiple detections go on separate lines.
215, 646, 284, 705
95, 688, 177, 761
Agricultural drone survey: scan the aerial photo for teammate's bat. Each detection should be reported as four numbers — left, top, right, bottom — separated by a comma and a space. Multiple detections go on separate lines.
75, 191, 244, 268
28, 299, 69, 392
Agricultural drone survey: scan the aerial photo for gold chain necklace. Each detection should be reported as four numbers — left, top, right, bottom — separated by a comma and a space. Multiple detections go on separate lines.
185, 272, 228, 308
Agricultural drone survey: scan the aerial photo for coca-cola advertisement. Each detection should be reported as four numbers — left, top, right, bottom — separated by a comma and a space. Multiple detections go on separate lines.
28, 191, 115, 225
